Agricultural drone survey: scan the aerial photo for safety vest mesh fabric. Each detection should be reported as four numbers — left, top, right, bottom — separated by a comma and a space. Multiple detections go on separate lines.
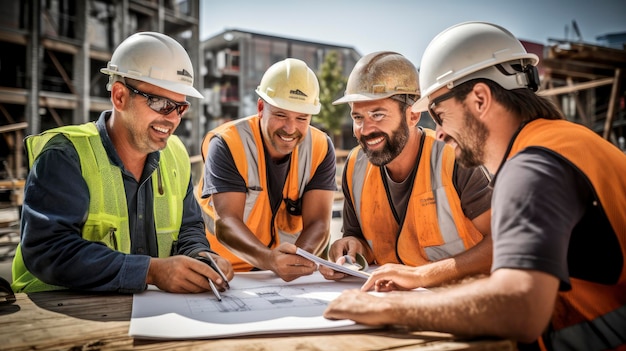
12, 122, 188, 293
509, 119, 626, 351
345, 130, 483, 265
195, 115, 328, 271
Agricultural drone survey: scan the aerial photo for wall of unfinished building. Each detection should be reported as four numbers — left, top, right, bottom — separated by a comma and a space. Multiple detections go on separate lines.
0, 0, 202, 184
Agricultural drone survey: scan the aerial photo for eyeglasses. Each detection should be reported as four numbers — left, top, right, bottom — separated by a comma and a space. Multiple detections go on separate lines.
0, 276, 15, 305
428, 90, 458, 126
123, 83, 190, 116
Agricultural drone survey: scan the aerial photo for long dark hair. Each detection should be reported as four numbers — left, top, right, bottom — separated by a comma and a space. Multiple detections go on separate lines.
453, 79, 565, 123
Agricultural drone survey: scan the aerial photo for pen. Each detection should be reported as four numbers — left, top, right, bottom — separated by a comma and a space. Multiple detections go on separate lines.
208, 279, 222, 301
203, 253, 230, 290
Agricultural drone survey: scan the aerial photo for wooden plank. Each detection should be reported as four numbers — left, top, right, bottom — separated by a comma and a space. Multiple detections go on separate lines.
0, 292, 515, 351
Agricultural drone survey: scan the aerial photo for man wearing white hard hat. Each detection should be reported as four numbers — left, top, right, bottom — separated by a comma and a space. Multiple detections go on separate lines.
13, 32, 233, 294
319, 51, 493, 289
325, 22, 626, 350
196, 58, 337, 282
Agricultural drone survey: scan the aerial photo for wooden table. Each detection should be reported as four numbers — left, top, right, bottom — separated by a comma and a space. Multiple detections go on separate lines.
0, 291, 516, 350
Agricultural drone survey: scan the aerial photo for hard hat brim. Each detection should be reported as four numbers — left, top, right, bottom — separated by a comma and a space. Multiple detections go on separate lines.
411, 97, 429, 113
100, 69, 204, 99
257, 92, 321, 115
333, 92, 398, 105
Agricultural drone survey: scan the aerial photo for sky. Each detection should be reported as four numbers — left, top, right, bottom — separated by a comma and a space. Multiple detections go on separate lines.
200, 0, 626, 67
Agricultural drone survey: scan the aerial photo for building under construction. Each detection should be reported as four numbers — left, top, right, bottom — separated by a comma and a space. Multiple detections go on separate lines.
1, 1, 625, 214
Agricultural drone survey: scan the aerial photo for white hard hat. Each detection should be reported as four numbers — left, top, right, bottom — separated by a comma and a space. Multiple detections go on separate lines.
256, 58, 321, 115
100, 32, 203, 99
412, 21, 539, 112
333, 51, 419, 105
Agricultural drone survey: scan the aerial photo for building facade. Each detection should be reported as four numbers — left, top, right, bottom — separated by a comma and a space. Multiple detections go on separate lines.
200, 29, 361, 149
0, 0, 202, 182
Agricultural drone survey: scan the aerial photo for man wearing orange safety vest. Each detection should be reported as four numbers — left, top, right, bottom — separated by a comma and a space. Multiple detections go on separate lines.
196, 59, 337, 282
324, 22, 626, 351
319, 51, 493, 289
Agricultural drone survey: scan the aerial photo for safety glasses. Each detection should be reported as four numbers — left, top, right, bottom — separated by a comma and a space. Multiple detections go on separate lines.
124, 83, 190, 116
0, 276, 15, 305
428, 90, 457, 126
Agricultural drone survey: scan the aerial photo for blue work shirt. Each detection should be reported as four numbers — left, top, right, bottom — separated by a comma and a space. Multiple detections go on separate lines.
19, 111, 211, 293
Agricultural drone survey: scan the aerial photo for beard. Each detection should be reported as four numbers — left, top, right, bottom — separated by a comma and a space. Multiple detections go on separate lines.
453, 106, 489, 168
358, 117, 410, 167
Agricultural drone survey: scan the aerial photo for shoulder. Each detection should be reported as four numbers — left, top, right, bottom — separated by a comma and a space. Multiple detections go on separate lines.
496, 148, 590, 203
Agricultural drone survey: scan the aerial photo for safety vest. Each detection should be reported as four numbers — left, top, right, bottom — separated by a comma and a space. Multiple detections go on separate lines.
12, 122, 188, 293
345, 129, 483, 265
507, 119, 626, 351
195, 115, 329, 271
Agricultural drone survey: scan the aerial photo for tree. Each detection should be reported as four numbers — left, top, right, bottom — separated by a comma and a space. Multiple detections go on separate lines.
315, 51, 349, 146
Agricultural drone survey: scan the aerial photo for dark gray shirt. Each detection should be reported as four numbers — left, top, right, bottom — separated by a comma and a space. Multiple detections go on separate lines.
202, 133, 337, 212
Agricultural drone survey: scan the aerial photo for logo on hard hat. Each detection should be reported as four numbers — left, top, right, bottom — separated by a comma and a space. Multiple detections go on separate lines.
177, 68, 193, 78
289, 89, 308, 101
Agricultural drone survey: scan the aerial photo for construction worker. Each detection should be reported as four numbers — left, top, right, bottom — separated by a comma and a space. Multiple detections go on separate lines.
320, 51, 493, 289
324, 22, 626, 350
196, 58, 336, 282
12, 32, 233, 294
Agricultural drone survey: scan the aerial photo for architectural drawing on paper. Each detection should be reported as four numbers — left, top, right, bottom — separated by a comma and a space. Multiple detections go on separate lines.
186, 284, 328, 314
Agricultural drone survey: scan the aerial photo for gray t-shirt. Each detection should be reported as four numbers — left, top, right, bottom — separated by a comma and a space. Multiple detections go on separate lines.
491, 148, 610, 290
202, 134, 337, 211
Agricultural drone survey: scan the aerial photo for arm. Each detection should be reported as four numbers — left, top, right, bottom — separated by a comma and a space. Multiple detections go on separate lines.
20, 136, 149, 293
363, 210, 492, 291
294, 188, 334, 256
325, 268, 558, 342
213, 191, 316, 281
320, 164, 374, 280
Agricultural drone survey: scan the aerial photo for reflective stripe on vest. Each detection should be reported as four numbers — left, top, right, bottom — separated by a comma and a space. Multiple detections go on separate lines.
12, 122, 187, 293
348, 130, 482, 265
508, 119, 626, 351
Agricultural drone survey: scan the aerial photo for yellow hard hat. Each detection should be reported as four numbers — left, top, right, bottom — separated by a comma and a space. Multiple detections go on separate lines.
333, 51, 419, 105
255, 58, 321, 115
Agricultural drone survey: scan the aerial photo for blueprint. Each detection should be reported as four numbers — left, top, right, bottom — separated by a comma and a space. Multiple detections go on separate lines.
129, 271, 374, 339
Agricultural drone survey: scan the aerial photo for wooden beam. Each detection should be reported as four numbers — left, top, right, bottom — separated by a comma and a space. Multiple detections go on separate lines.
0, 122, 28, 134
538, 77, 615, 96
603, 69, 623, 140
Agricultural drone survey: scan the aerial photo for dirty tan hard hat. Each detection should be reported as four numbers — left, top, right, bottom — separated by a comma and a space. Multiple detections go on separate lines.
255, 58, 321, 115
333, 51, 419, 105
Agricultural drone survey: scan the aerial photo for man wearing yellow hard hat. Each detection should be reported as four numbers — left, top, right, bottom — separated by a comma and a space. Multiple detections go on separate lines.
196, 58, 337, 282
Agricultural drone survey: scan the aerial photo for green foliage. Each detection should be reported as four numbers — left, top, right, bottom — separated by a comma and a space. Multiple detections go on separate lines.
314, 51, 349, 138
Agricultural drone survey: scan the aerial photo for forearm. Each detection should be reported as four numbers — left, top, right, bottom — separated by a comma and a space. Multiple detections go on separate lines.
215, 217, 272, 270
175, 181, 214, 257
295, 220, 330, 256
418, 236, 492, 287
390, 270, 554, 342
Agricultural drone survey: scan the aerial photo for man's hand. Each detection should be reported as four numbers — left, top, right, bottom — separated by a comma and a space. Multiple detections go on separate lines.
267, 243, 317, 282
323, 289, 394, 326
361, 263, 421, 292
146, 254, 233, 293
319, 237, 367, 280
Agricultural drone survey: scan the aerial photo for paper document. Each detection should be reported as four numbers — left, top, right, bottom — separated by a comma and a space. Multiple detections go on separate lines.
129, 271, 375, 340
296, 248, 370, 279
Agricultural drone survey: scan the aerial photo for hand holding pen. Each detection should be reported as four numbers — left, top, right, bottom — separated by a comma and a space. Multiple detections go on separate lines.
196, 253, 231, 301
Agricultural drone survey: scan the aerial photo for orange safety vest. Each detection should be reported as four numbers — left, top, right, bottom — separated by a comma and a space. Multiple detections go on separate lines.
344, 129, 484, 265
195, 115, 329, 271
508, 119, 626, 351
